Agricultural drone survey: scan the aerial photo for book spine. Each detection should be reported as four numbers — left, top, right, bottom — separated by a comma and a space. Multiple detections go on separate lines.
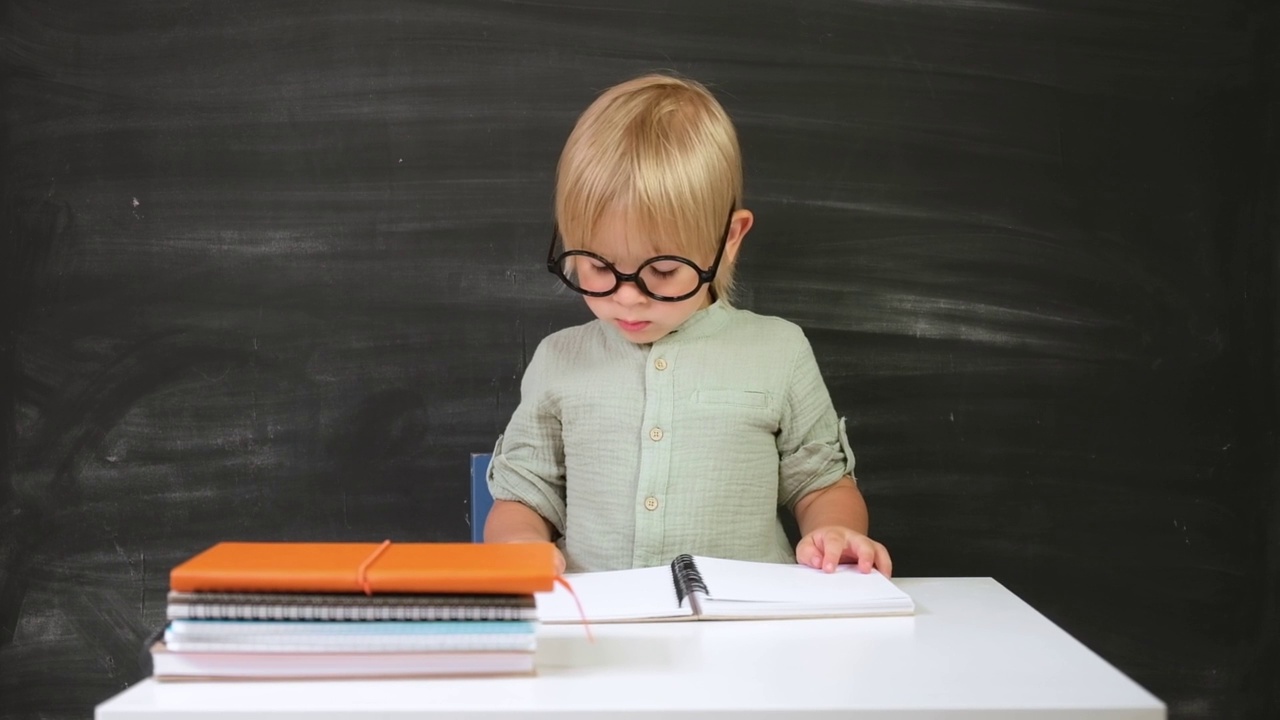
161, 636, 537, 654
166, 620, 536, 637
167, 604, 537, 622
670, 554, 708, 606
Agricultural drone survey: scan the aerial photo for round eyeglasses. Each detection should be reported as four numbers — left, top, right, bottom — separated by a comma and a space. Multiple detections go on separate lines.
546, 206, 734, 302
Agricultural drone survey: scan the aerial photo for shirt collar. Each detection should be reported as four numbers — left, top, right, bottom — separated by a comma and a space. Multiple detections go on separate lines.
655, 301, 730, 346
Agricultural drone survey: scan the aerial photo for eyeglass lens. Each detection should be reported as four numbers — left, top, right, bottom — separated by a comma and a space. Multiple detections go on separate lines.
556, 254, 703, 299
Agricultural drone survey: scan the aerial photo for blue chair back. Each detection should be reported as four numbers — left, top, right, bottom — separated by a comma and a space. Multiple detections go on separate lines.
469, 453, 494, 543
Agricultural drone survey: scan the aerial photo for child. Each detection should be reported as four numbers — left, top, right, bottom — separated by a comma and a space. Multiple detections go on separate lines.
485, 73, 891, 578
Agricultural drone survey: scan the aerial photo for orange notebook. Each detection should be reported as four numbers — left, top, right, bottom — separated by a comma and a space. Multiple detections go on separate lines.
169, 542, 558, 595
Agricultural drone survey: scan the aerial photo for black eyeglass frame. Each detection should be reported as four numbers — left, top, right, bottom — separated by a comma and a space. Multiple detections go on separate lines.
546, 205, 736, 303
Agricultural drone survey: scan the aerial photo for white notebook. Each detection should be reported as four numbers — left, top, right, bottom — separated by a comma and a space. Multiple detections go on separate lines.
537, 554, 914, 623
150, 642, 534, 680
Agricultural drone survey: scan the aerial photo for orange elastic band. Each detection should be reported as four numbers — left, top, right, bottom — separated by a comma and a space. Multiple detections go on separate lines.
356, 539, 393, 596
554, 575, 594, 642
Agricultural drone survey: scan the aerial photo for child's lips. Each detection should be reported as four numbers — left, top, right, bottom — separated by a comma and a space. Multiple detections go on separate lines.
616, 319, 651, 332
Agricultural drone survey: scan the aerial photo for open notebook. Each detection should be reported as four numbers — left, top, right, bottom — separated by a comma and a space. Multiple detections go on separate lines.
537, 555, 914, 623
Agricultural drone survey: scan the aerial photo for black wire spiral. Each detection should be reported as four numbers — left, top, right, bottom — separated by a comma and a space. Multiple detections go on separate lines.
670, 554, 708, 605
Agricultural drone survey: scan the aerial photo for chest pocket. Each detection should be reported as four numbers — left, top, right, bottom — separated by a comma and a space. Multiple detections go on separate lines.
681, 389, 780, 483
688, 389, 778, 438
693, 389, 771, 408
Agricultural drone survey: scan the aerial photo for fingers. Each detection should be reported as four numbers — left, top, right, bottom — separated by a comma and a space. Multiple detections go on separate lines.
820, 531, 844, 573
799, 531, 847, 573
795, 528, 894, 576
798, 530, 858, 573
794, 536, 820, 569
851, 537, 893, 576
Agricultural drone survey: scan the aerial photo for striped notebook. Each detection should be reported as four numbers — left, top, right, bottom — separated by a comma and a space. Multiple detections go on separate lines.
165, 591, 537, 622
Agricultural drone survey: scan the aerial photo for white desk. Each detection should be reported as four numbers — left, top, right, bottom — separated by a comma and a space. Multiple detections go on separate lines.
96, 578, 1165, 719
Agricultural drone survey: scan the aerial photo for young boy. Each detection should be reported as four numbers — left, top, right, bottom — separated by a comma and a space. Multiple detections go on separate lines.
485, 73, 891, 578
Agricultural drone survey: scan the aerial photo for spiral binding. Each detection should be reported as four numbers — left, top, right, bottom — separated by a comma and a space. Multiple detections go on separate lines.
168, 602, 535, 622
670, 554, 708, 605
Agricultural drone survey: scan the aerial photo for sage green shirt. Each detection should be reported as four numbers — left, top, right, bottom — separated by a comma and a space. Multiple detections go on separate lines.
488, 302, 855, 572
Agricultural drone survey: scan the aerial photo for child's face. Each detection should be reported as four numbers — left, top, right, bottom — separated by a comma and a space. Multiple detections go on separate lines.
578, 208, 747, 344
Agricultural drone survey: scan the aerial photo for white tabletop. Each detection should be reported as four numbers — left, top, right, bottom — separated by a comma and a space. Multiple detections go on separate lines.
96, 577, 1165, 719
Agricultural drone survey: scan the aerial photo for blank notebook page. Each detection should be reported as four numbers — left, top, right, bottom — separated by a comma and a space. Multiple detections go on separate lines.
537, 564, 691, 623
694, 557, 913, 616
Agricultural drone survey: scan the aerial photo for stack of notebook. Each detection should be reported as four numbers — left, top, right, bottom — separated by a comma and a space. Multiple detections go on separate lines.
151, 541, 558, 681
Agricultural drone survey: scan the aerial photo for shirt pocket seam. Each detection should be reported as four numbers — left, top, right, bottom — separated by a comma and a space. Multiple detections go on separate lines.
693, 389, 772, 409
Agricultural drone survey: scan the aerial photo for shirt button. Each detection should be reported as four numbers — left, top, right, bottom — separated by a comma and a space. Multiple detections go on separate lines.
649, 427, 664, 442
654, 358, 668, 371
644, 496, 659, 511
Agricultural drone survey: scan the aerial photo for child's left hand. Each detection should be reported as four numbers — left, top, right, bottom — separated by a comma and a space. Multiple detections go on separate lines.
795, 526, 892, 577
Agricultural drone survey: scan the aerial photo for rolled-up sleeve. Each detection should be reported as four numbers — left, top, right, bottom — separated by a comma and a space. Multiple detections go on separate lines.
776, 335, 856, 509
487, 342, 568, 534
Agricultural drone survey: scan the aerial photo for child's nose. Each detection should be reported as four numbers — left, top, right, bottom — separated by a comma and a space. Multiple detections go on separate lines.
612, 280, 648, 306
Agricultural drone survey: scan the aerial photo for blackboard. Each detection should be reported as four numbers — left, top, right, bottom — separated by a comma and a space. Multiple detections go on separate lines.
2, 1, 1276, 718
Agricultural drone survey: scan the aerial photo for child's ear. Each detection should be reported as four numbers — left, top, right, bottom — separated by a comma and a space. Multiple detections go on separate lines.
724, 209, 754, 263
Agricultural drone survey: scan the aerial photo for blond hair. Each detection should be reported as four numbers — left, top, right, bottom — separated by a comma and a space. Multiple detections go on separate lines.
555, 73, 743, 302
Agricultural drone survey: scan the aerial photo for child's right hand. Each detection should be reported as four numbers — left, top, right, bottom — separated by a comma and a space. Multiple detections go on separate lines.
484, 500, 565, 573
